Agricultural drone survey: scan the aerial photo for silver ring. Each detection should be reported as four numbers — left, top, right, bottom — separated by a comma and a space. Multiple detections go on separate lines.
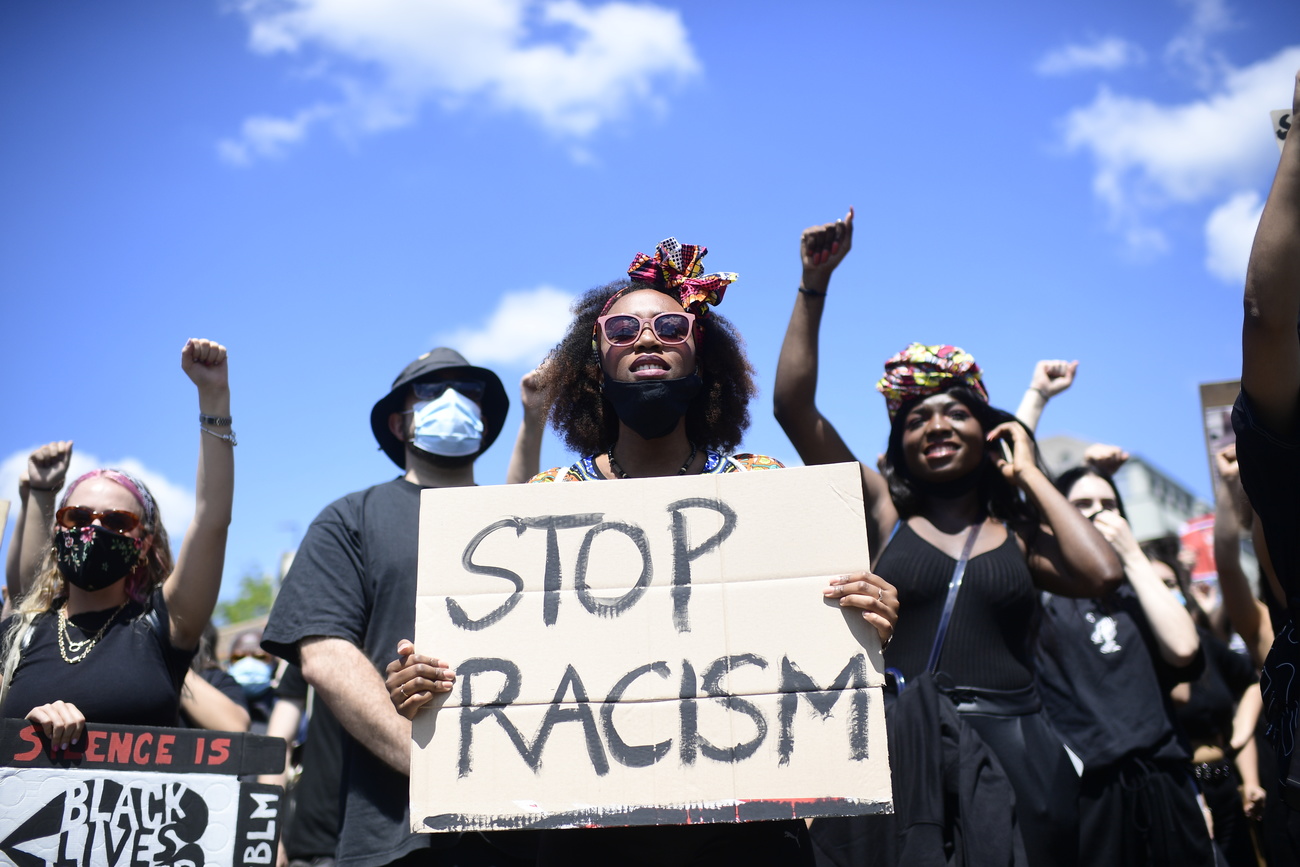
401, 683, 410, 698
877, 586, 885, 602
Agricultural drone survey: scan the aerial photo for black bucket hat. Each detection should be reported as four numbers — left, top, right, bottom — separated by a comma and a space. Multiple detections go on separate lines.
370, 348, 509, 469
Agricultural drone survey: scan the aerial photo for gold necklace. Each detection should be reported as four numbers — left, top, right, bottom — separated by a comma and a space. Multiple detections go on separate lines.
57, 599, 130, 664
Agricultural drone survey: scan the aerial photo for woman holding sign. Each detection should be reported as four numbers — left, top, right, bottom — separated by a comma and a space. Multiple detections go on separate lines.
388, 238, 899, 866
773, 213, 1122, 867
0, 339, 234, 749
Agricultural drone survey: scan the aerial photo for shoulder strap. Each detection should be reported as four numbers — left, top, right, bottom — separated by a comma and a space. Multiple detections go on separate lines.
925, 523, 982, 675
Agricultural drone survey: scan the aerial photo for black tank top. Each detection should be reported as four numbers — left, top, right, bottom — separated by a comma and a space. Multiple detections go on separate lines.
879, 522, 1037, 690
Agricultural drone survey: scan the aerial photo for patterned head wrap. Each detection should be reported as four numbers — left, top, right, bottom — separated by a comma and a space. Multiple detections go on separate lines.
593, 238, 738, 352
625, 238, 738, 320
876, 343, 988, 419
61, 469, 159, 530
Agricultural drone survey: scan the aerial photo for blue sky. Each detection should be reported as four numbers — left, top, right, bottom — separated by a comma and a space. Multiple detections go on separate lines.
2, 0, 1297, 602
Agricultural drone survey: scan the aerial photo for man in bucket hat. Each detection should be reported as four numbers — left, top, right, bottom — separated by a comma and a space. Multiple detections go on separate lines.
263, 349, 531, 867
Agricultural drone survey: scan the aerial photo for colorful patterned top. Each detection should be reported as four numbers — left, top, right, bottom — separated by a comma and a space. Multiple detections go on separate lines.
530, 451, 784, 483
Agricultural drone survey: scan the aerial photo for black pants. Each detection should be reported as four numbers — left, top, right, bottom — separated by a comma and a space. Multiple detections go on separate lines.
537, 820, 814, 867
1076, 758, 1216, 867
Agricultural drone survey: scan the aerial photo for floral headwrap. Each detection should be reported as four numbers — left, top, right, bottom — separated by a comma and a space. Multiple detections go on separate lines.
592, 238, 738, 352
62, 469, 158, 530
876, 343, 988, 419
625, 238, 738, 320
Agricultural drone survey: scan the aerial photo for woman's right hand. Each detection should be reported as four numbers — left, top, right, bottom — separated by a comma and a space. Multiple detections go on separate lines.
27, 441, 74, 493
385, 640, 456, 720
26, 700, 85, 751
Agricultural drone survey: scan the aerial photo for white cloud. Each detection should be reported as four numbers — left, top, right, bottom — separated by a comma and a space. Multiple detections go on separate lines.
432, 285, 574, 367
221, 0, 700, 164
1165, 0, 1234, 89
0, 448, 196, 551
1036, 37, 1145, 76
1061, 44, 1300, 250
1205, 190, 1263, 283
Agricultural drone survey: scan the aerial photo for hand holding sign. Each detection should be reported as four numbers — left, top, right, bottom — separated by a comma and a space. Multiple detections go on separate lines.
824, 571, 898, 647
386, 640, 456, 720
25, 700, 86, 751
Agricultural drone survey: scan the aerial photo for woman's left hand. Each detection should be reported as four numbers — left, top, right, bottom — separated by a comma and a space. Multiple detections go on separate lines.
825, 571, 898, 649
181, 338, 229, 392
987, 421, 1038, 487
385, 640, 456, 720
26, 701, 85, 751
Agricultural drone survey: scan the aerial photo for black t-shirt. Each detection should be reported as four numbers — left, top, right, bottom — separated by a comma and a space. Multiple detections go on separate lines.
277, 664, 343, 861
1, 589, 195, 726
1176, 627, 1257, 747
1035, 583, 1202, 769
262, 478, 456, 867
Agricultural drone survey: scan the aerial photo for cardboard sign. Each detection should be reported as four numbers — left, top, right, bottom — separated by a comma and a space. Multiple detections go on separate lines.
1273, 109, 1292, 153
411, 462, 891, 833
1199, 379, 1239, 490
0, 720, 285, 867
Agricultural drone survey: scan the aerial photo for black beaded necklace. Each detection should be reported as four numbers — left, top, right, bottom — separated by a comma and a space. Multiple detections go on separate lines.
606, 441, 698, 479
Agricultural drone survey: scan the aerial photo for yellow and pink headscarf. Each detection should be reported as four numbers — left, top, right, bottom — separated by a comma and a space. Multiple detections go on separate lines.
876, 343, 988, 419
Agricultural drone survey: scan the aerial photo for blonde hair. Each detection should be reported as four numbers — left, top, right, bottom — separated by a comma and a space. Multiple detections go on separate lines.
0, 481, 173, 707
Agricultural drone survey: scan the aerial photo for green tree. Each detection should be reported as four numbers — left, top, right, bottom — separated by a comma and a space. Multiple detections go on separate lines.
214, 571, 275, 625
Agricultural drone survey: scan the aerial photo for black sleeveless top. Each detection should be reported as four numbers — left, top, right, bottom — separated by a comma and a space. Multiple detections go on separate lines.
879, 523, 1037, 690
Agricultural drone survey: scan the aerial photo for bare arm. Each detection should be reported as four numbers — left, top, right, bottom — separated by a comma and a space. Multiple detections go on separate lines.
13, 442, 75, 600
1092, 511, 1200, 666
257, 695, 304, 788
180, 670, 251, 732
1232, 687, 1266, 820
505, 368, 545, 485
1242, 71, 1300, 435
1214, 446, 1272, 669
5, 484, 27, 607
301, 636, 412, 775
991, 422, 1123, 597
164, 340, 234, 650
1014, 360, 1078, 434
773, 209, 896, 553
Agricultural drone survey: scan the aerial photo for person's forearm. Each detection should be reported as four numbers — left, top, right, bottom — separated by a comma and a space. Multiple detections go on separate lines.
1015, 389, 1048, 434
1231, 685, 1263, 753
167, 383, 234, 649
181, 671, 251, 732
1024, 470, 1123, 594
505, 414, 544, 485
257, 698, 304, 787
301, 637, 411, 775
16, 489, 56, 597
1122, 552, 1200, 666
1242, 73, 1300, 434
1214, 480, 1267, 667
773, 280, 828, 426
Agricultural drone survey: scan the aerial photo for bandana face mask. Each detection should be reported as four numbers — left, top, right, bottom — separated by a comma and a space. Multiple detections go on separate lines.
55, 525, 146, 592
411, 387, 484, 457
602, 371, 703, 439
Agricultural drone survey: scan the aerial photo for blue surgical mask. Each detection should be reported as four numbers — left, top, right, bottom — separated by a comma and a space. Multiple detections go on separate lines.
411, 388, 484, 457
229, 656, 274, 697
1170, 588, 1187, 607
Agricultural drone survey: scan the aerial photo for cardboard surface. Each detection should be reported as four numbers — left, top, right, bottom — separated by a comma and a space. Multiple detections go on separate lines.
1273, 109, 1292, 153
411, 462, 891, 832
1199, 379, 1239, 491
0, 722, 284, 867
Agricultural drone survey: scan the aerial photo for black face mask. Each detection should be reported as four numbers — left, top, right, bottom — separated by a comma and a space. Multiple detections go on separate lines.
602, 371, 702, 440
55, 525, 145, 592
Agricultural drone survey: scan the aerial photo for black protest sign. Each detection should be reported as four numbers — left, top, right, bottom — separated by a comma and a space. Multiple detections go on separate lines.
411, 462, 892, 832
0, 721, 285, 867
